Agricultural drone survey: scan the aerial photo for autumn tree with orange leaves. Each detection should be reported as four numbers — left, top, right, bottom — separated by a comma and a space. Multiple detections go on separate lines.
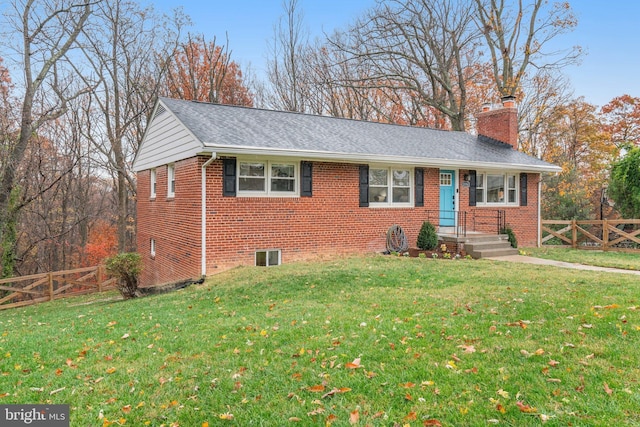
601, 95, 640, 151
164, 34, 253, 106
539, 99, 616, 219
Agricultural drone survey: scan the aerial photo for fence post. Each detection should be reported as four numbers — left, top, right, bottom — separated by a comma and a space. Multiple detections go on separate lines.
48, 272, 54, 301
603, 219, 609, 251
572, 220, 577, 249
97, 265, 103, 292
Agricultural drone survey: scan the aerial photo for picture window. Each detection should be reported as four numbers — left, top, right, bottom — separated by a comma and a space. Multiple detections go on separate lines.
238, 160, 297, 196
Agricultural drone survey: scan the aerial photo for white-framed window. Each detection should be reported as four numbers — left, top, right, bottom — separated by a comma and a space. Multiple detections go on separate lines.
150, 168, 157, 199
167, 164, 175, 198
475, 172, 518, 205
255, 249, 281, 266
475, 173, 485, 204
369, 167, 412, 206
439, 172, 452, 186
238, 160, 298, 196
150, 238, 156, 258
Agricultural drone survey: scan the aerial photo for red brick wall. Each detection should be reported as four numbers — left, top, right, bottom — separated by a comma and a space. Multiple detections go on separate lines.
458, 170, 540, 247
136, 158, 541, 286
137, 157, 202, 287
202, 160, 438, 273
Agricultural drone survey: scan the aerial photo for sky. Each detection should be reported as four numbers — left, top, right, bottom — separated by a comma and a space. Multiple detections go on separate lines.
152, 0, 640, 109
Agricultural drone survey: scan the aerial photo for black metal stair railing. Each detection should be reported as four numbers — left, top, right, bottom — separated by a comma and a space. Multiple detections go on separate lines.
424, 210, 506, 237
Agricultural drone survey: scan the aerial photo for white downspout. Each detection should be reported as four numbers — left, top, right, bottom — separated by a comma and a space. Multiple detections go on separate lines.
201, 153, 216, 277
537, 174, 542, 247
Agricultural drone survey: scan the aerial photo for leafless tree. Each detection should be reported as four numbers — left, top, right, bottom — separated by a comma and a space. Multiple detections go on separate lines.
473, 0, 581, 98
266, 0, 312, 112
74, 0, 187, 252
518, 69, 573, 157
0, 0, 93, 276
14, 107, 110, 273
330, 0, 482, 131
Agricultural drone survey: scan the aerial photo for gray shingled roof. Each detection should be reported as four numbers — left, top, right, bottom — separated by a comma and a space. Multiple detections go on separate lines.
159, 97, 560, 172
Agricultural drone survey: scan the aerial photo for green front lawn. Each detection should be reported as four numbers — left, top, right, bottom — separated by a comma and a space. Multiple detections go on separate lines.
1, 255, 639, 426
525, 247, 640, 271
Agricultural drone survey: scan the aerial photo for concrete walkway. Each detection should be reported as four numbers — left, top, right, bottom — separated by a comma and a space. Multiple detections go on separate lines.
484, 255, 640, 276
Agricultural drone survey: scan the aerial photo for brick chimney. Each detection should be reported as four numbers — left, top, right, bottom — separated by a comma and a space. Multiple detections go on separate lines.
476, 96, 518, 149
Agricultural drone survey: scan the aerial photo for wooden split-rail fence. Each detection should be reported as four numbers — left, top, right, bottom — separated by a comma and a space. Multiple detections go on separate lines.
0, 265, 116, 310
541, 219, 640, 252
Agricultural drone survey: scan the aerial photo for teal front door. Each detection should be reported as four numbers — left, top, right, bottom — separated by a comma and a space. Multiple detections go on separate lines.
439, 170, 455, 227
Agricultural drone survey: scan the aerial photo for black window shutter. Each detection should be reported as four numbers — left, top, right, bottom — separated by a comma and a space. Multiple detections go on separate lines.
359, 165, 369, 207
222, 158, 236, 197
301, 161, 313, 197
469, 170, 477, 206
414, 168, 424, 207
520, 173, 528, 206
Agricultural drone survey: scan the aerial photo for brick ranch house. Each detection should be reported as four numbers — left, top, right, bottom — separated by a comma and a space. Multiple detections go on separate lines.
132, 96, 560, 286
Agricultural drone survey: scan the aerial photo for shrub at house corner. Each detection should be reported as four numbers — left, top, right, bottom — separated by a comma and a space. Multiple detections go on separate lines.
105, 253, 142, 299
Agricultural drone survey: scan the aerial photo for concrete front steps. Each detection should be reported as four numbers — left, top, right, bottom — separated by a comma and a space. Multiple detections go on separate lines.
439, 232, 518, 259
464, 234, 518, 258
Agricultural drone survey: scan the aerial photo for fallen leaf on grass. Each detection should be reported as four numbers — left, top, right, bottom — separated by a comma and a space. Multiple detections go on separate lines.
307, 407, 325, 416
106, 367, 116, 374
218, 412, 234, 420
321, 387, 351, 399
345, 358, 362, 369
497, 389, 510, 399
307, 385, 325, 393
423, 420, 443, 426
399, 382, 415, 388
548, 360, 560, 367
516, 401, 537, 413
349, 409, 359, 424
604, 383, 613, 395
506, 321, 528, 329
457, 344, 476, 353
404, 411, 417, 421
50, 387, 65, 395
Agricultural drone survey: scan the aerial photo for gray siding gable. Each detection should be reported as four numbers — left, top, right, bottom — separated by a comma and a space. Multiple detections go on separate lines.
132, 101, 202, 172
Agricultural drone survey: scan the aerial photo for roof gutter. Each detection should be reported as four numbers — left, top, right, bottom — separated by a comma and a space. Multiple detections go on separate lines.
205, 145, 562, 174
201, 152, 217, 277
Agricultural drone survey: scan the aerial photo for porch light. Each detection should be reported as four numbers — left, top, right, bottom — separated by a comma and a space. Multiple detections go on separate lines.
463, 174, 471, 182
